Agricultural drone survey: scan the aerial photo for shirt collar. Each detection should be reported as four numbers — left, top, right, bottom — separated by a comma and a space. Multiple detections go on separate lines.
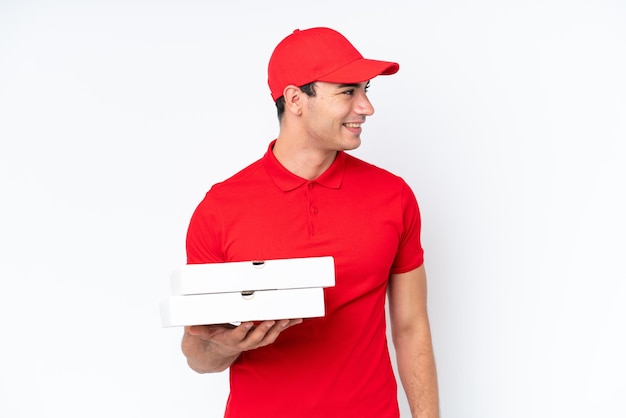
263, 140, 346, 192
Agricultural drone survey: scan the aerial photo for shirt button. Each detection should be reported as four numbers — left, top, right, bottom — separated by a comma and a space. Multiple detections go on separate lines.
311, 206, 319, 214
308, 183, 314, 189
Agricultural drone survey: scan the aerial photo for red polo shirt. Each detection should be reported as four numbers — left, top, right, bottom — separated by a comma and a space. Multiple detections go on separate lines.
186, 140, 424, 418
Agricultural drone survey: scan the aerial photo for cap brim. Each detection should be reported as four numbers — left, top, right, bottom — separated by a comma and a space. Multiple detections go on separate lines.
316, 58, 399, 84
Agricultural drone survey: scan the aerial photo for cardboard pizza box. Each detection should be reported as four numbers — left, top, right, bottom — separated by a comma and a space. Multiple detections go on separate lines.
160, 256, 335, 327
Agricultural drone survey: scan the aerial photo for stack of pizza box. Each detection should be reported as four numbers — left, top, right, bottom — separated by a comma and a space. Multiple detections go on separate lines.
160, 256, 335, 327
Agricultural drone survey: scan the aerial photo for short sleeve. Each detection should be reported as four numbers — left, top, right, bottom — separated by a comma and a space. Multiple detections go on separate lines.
390, 181, 424, 274
185, 191, 226, 264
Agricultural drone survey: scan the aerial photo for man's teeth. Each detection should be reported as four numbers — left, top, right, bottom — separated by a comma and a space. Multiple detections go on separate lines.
344, 123, 361, 128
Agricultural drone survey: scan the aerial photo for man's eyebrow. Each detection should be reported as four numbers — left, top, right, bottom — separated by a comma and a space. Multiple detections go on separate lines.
336, 82, 369, 89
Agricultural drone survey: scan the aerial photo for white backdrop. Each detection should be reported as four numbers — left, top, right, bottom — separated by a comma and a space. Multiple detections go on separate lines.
1, 1, 624, 417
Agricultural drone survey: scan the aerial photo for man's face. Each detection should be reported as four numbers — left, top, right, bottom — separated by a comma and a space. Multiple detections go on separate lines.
301, 81, 375, 152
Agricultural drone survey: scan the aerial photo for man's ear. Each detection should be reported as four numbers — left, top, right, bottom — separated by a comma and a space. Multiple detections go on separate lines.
282, 85, 304, 116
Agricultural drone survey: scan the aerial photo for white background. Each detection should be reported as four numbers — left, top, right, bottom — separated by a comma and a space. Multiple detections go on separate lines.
1, 1, 624, 417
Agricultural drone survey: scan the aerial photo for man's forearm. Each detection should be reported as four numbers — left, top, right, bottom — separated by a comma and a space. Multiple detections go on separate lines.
181, 330, 240, 373
396, 333, 440, 418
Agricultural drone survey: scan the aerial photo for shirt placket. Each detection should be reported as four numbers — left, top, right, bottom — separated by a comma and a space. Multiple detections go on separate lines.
305, 181, 319, 237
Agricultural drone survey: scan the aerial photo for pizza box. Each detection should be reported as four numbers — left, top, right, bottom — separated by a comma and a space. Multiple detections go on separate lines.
170, 256, 335, 295
160, 287, 325, 327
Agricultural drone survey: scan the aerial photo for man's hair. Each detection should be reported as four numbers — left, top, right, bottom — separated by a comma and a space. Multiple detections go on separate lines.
275, 82, 317, 120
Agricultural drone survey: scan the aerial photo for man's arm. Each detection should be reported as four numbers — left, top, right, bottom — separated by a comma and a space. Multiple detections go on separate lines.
181, 319, 302, 373
388, 265, 440, 418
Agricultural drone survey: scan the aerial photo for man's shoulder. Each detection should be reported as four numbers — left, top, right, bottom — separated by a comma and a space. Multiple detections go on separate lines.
206, 157, 267, 194
344, 152, 407, 186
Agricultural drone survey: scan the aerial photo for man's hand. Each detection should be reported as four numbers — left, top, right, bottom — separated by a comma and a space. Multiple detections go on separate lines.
182, 319, 302, 373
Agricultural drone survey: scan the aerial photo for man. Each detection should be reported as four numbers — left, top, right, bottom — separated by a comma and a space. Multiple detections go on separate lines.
181, 27, 439, 418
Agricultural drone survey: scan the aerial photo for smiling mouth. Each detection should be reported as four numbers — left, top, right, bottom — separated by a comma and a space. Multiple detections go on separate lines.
344, 123, 362, 128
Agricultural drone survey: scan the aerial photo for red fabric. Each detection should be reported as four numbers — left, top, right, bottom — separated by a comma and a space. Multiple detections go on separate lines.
186, 141, 424, 418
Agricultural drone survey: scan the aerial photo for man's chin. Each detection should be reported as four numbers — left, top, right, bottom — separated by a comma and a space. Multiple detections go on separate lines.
342, 138, 362, 151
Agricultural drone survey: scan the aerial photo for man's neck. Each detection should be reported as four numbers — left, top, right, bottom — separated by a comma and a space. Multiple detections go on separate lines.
272, 136, 338, 181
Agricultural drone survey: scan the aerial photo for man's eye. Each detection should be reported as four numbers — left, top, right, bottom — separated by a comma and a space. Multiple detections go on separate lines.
343, 90, 355, 95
